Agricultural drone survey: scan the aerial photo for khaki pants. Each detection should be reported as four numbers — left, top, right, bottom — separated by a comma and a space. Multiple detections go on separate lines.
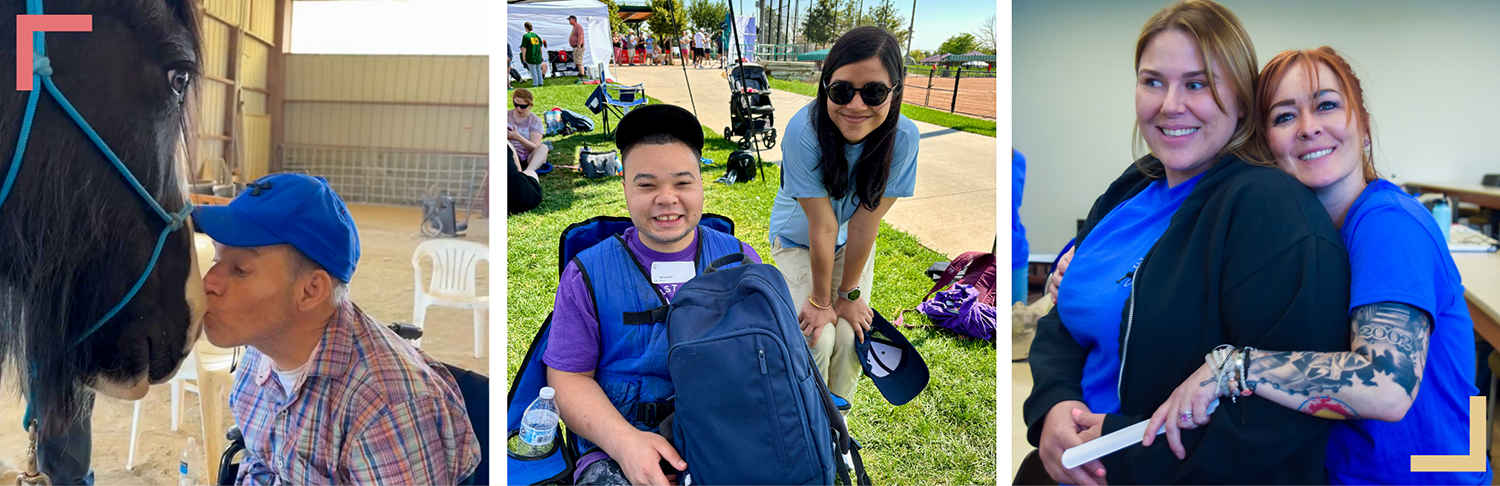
573, 47, 586, 77
772, 239, 876, 401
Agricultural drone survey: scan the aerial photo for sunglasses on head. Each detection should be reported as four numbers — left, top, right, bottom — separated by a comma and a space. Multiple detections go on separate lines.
823, 79, 899, 106
514, 102, 531, 109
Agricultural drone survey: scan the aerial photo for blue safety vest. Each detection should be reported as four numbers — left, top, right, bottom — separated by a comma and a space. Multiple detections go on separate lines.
569, 226, 744, 455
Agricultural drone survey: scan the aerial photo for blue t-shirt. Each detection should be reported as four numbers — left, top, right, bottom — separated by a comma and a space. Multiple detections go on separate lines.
1057, 173, 1202, 414
1012, 149, 1028, 270
1326, 179, 1492, 485
768, 103, 920, 249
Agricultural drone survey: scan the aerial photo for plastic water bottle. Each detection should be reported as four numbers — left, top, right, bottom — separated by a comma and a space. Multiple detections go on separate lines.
1433, 196, 1452, 246
520, 387, 560, 453
178, 437, 199, 486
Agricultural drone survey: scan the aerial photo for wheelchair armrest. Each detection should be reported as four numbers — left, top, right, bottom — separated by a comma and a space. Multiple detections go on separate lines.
389, 322, 425, 340
220, 426, 248, 486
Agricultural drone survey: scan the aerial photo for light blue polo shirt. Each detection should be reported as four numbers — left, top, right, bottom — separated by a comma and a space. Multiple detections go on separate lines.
768, 103, 920, 249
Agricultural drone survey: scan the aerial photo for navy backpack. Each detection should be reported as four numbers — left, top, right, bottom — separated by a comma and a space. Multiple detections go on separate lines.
667, 253, 863, 485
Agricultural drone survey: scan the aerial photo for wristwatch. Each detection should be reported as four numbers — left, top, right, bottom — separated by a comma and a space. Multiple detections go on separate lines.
838, 286, 861, 302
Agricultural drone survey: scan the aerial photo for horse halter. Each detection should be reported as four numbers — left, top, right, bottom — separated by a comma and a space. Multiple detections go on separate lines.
6, 0, 194, 432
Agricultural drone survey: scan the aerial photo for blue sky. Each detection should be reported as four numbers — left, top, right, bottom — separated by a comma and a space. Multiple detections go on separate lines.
730, 0, 996, 52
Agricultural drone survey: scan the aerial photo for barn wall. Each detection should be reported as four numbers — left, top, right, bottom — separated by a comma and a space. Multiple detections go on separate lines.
280, 55, 489, 207
195, 0, 275, 182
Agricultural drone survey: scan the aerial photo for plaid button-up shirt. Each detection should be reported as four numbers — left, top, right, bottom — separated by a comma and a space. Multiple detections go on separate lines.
230, 302, 480, 485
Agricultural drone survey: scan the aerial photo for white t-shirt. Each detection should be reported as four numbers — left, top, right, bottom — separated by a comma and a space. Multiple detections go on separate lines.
273, 361, 309, 393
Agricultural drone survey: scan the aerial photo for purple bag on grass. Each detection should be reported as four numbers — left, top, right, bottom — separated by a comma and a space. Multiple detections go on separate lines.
916, 284, 997, 341
896, 251, 998, 341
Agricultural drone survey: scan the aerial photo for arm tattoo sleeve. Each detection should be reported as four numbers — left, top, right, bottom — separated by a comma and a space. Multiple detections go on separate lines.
1246, 302, 1432, 409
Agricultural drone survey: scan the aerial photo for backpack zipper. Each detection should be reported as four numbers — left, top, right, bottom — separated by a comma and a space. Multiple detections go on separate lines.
1117, 269, 1137, 405
758, 349, 768, 374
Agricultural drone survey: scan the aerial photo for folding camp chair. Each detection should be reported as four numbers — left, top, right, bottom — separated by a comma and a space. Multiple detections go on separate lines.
506, 214, 735, 485
599, 82, 647, 136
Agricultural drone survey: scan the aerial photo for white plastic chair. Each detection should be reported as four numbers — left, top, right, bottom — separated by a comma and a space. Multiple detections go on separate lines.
412, 240, 489, 358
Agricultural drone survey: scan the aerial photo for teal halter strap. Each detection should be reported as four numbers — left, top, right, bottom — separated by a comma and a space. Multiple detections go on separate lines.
9, 0, 195, 429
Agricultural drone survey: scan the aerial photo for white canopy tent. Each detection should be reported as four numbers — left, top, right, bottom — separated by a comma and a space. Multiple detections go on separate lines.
507, 0, 613, 81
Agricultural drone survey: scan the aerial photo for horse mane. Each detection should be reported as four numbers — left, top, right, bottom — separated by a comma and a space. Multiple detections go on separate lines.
0, 0, 203, 431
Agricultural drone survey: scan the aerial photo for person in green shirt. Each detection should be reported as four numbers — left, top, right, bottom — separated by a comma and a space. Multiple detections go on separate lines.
521, 22, 547, 87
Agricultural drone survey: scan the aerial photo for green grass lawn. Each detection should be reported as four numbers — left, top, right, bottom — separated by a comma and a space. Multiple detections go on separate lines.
506, 77, 997, 485
765, 77, 997, 138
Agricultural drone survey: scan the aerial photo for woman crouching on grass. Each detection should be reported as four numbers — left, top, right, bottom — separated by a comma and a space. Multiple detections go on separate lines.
767, 26, 920, 408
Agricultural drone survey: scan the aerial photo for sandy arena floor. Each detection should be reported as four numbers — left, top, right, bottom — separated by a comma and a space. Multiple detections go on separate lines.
0, 204, 489, 485
903, 73, 998, 119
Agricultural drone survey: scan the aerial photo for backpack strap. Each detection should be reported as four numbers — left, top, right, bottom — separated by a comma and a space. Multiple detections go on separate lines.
922, 251, 993, 301
958, 253, 998, 307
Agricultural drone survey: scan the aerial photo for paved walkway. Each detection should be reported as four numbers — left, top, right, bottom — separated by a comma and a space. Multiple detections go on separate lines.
612, 65, 997, 259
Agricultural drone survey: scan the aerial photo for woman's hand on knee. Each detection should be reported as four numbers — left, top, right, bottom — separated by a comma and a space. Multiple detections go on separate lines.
798, 303, 837, 343
834, 298, 874, 342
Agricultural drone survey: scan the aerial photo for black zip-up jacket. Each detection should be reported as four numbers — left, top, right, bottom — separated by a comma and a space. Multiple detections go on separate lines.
1023, 155, 1352, 484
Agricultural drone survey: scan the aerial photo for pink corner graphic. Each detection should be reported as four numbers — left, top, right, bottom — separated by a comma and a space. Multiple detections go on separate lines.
15, 15, 92, 91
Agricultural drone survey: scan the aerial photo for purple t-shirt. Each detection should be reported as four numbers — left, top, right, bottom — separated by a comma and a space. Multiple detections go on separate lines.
543, 226, 761, 373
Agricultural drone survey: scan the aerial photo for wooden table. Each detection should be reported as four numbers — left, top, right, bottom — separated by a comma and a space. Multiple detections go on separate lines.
1452, 251, 1500, 348
1405, 182, 1500, 211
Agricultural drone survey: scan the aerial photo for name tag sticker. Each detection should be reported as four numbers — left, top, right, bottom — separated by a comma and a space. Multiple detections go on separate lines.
651, 261, 695, 284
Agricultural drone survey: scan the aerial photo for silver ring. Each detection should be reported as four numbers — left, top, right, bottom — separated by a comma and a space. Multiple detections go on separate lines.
1179, 411, 1193, 421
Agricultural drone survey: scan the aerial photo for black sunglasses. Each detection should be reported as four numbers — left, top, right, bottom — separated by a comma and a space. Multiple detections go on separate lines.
514, 103, 531, 109
823, 80, 899, 106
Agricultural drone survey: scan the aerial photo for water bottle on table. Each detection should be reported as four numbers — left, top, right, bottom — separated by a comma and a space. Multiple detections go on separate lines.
1433, 196, 1452, 246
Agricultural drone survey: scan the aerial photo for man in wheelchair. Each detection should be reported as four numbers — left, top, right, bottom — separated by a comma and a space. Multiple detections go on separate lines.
543, 105, 762, 485
193, 173, 481, 484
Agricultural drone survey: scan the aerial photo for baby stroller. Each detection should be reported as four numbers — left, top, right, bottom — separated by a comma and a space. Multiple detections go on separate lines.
723, 62, 777, 150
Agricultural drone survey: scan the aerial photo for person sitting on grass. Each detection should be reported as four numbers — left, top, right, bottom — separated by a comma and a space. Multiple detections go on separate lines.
544, 104, 763, 486
509, 88, 548, 179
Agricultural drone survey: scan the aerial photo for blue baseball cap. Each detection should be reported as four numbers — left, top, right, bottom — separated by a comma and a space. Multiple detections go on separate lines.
855, 310, 930, 406
192, 173, 361, 283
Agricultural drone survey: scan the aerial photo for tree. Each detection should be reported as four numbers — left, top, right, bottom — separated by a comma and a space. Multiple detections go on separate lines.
647, 0, 690, 46
973, 15, 996, 54
760, 0, 783, 45
908, 48, 933, 62
802, 0, 839, 46
937, 32, 978, 55
688, 0, 730, 34
864, 0, 908, 47
601, 0, 631, 38
837, 0, 868, 34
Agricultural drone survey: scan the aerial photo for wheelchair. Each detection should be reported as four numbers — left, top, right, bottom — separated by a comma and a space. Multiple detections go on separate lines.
216, 323, 489, 485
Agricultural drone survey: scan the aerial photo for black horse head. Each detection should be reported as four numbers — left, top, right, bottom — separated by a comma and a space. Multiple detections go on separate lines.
1, 0, 205, 434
